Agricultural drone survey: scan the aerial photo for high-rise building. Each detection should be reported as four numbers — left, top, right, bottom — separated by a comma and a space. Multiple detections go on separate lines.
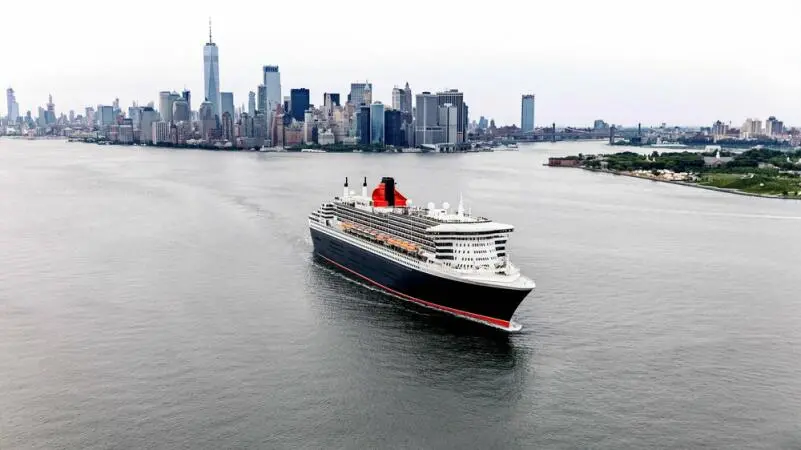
290, 88, 310, 122
248, 91, 256, 115
415, 92, 442, 145
349, 82, 372, 106
182, 89, 191, 113
384, 109, 404, 147
172, 98, 190, 122
99, 105, 115, 127
199, 100, 217, 140
370, 102, 385, 144
324, 93, 340, 108
358, 105, 371, 145
203, 19, 221, 117
221, 92, 234, 120
401, 82, 412, 114
6, 88, 19, 123
439, 104, 458, 144
159, 91, 172, 122
128, 106, 142, 132
257, 85, 267, 113
391, 83, 412, 114
221, 112, 234, 141
766, 116, 784, 136
262, 65, 282, 113
521, 94, 535, 133
436, 89, 466, 142
140, 107, 158, 143
45, 94, 56, 125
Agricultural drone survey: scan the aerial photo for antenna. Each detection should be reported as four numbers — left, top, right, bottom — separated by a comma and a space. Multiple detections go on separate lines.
208, 17, 213, 44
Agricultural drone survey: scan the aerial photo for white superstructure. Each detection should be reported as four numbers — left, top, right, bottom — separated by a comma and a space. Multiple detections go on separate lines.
308, 177, 534, 289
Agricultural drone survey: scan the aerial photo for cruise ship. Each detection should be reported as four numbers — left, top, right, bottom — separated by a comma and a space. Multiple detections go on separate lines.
308, 177, 535, 330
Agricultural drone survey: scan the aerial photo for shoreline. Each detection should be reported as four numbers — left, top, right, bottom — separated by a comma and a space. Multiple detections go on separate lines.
579, 167, 801, 201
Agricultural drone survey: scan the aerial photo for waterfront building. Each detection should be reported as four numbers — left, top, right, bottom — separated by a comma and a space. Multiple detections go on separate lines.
152, 121, 171, 144
319, 129, 335, 146
415, 92, 443, 145
290, 88, 310, 123
118, 124, 134, 144
203, 20, 221, 117
370, 102, 385, 144
221, 92, 234, 120
436, 89, 466, 143
521, 94, 535, 133
349, 82, 372, 106
384, 109, 404, 147
439, 104, 458, 144
139, 107, 158, 143
172, 98, 190, 122
248, 91, 256, 115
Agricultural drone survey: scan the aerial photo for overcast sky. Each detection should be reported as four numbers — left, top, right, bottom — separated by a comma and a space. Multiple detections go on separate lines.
3, 0, 799, 127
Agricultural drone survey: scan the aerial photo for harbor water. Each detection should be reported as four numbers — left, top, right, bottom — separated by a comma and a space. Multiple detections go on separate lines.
1, 139, 800, 448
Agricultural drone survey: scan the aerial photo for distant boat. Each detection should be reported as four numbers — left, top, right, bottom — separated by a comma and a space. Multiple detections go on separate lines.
301, 148, 325, 153
651, 137, 687, 149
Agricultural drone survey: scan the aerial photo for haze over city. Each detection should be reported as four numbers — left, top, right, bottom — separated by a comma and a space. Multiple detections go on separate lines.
3, 0, 800, 126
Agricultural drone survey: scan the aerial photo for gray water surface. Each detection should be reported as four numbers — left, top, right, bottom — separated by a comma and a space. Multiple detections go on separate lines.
1, 139, 800, 449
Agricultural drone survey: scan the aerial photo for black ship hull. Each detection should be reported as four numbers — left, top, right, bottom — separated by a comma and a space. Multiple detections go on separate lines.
310, 227, 532, 329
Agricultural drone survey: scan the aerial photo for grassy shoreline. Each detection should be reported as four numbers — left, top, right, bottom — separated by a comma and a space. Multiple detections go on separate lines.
580, 167, 801, 200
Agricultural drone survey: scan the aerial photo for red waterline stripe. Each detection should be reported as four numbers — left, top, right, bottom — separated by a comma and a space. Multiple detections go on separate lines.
318, 254, 511, 329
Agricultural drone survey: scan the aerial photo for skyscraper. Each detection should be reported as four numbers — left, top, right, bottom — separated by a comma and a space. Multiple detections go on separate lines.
324, 93, 340, 108
203, 19, 221, 117
159, 91, 172, 122
221, 92, 234, 120
439, 104, 458, 144
521, 94, 535, 133
402, 82, 412, 114
370, 102, 385, 144
358, 106, 371, 145
391, 84, 413, 114
290, 88, 310, 122
262, 65, 281, 113
384, 109, 404, 147
415, 92, 440, 145
349, 82, 372, 106
181, 89, 191, 113
172, 98, 190, 122
248, 91, 256, 115
436, 89, 465, 143
257, 85, 267, 113
199, 100, 217, 140
392, 87, 402, 111
6, 88, 19, 123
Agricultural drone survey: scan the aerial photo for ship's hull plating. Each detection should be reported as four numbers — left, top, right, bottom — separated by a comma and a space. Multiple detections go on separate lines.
310, 227, 532, 329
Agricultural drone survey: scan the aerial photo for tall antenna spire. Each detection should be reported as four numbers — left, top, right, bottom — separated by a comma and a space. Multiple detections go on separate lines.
208, 17, 213, 44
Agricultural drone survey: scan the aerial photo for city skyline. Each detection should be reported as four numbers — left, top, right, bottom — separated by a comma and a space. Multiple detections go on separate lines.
2, 0, 800, 126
